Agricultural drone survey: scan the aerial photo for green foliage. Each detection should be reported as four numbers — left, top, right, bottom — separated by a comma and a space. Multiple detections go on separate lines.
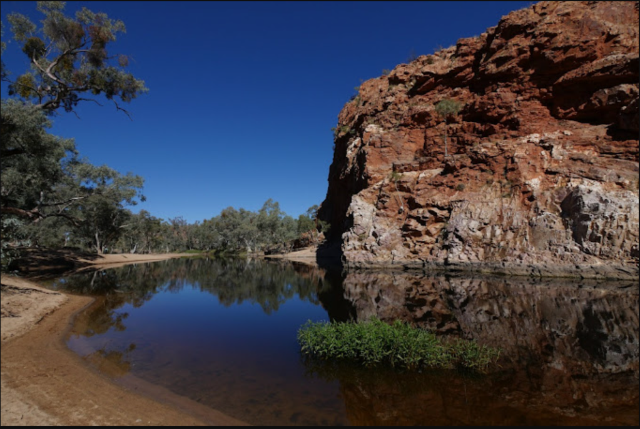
317, 219, 331, 235
150, 200, 324, 255
332, 125, 355, 138
435, 99, 463, 118
5, 1, 147, 114
455, 183, 466, 191
1, 2, 147, 264
381, 68, 391, 76
389, 171, 402, 182
1, 217, 32, 271
21, 36, 46, 59
297, 318, 500, 372
297, 212, 316, 236
435, 99, 463, 158
115, 210, 162, 254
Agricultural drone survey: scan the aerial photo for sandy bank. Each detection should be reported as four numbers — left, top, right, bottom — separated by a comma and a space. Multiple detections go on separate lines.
1, 253, 248, 426
262, 246, 319, 267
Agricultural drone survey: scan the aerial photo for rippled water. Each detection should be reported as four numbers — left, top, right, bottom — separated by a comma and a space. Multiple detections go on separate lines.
45, 257, 639, 426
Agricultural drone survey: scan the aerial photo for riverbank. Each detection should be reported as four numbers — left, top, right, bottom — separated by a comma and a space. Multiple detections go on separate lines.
1, 253, 248, 426
262, 246, 319, 267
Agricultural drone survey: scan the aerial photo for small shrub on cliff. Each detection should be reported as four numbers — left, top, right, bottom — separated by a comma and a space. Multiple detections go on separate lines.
340, 125, 353, 136
455, 183, 466, 191
297, 318, 501, 372
435, 99, 463, 158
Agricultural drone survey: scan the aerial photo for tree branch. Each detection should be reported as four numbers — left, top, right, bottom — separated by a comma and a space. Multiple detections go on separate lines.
2, 205, 82, 227
37, 196, 87, 208
77, 97, 104, 107
113, 100, 133, 120
1, 148, 28, 158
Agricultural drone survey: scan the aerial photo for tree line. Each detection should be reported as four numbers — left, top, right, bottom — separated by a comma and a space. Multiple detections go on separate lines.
1, 2, 324, 267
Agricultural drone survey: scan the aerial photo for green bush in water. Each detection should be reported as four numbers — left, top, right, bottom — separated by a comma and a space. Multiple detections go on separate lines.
297, 318, 500, 372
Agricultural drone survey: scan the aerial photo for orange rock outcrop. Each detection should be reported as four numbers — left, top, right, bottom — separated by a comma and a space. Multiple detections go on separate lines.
318, 1, 639, 278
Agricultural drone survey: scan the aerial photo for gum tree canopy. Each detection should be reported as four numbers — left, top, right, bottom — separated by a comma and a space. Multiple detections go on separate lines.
4, 0, 147, 115
1, 1, 147, 255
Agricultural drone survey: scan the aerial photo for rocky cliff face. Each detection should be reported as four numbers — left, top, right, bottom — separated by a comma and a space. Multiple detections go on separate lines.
318, 1, 639, 278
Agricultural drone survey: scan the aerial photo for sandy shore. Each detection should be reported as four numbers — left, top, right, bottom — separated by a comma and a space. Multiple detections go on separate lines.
262, 246, 319, 267
1, 253, 248, 426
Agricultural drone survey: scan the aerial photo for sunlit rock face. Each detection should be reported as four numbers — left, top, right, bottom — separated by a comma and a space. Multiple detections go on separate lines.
318, 1, 639, 278
327, 272, 639, 425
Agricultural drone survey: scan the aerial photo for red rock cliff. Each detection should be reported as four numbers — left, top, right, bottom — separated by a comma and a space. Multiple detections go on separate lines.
318, 1, 639, 278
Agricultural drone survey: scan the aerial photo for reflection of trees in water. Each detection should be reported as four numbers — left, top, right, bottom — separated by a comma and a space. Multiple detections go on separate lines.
52, 258, 330, 309
54, 262, 638, 425
54, 258, 334, 333
83, 344, 137, 379
185, 258, 325, 313
61, 258, 336, 382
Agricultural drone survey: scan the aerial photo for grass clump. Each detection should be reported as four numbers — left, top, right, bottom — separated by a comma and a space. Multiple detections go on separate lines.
298, 318, 500, 372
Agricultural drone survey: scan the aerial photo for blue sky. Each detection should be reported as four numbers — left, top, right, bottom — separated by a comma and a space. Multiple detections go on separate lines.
1, 1, 533, 223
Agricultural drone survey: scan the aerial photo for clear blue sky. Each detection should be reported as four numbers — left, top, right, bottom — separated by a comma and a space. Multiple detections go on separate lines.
1, 1, 533, 223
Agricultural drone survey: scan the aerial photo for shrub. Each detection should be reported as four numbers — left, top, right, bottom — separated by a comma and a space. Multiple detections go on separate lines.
389, 171, 402, 182
297, 318, 501, 372
455, 183, 466, 191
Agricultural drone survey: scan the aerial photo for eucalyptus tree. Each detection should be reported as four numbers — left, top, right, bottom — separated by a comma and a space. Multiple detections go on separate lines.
4, 1, 147, 116
297, 204, 319, 235
117, 210, 163, 254
66, 164, 144, 254
1, 1, 147, 258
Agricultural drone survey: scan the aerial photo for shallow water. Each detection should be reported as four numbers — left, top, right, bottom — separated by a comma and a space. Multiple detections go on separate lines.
46, 257, 639, 426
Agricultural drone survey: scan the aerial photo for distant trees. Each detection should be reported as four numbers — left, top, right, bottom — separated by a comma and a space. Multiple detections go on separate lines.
159, 202, 325, 255
117, 210, 162, 254
435, 99, 463, 158
297, 205, 317, 236
0, 3, 326, 264
105, 201, 326, 256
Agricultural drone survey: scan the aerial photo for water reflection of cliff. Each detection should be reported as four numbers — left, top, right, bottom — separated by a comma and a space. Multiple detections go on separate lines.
317, 271, 639, 425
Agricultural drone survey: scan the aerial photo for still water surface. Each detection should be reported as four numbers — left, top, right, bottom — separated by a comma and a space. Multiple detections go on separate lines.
45, 257, 639, 426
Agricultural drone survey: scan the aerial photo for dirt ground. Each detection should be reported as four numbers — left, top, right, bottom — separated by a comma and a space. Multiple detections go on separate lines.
1, 252, 249, 426
263, 246, 319, 267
